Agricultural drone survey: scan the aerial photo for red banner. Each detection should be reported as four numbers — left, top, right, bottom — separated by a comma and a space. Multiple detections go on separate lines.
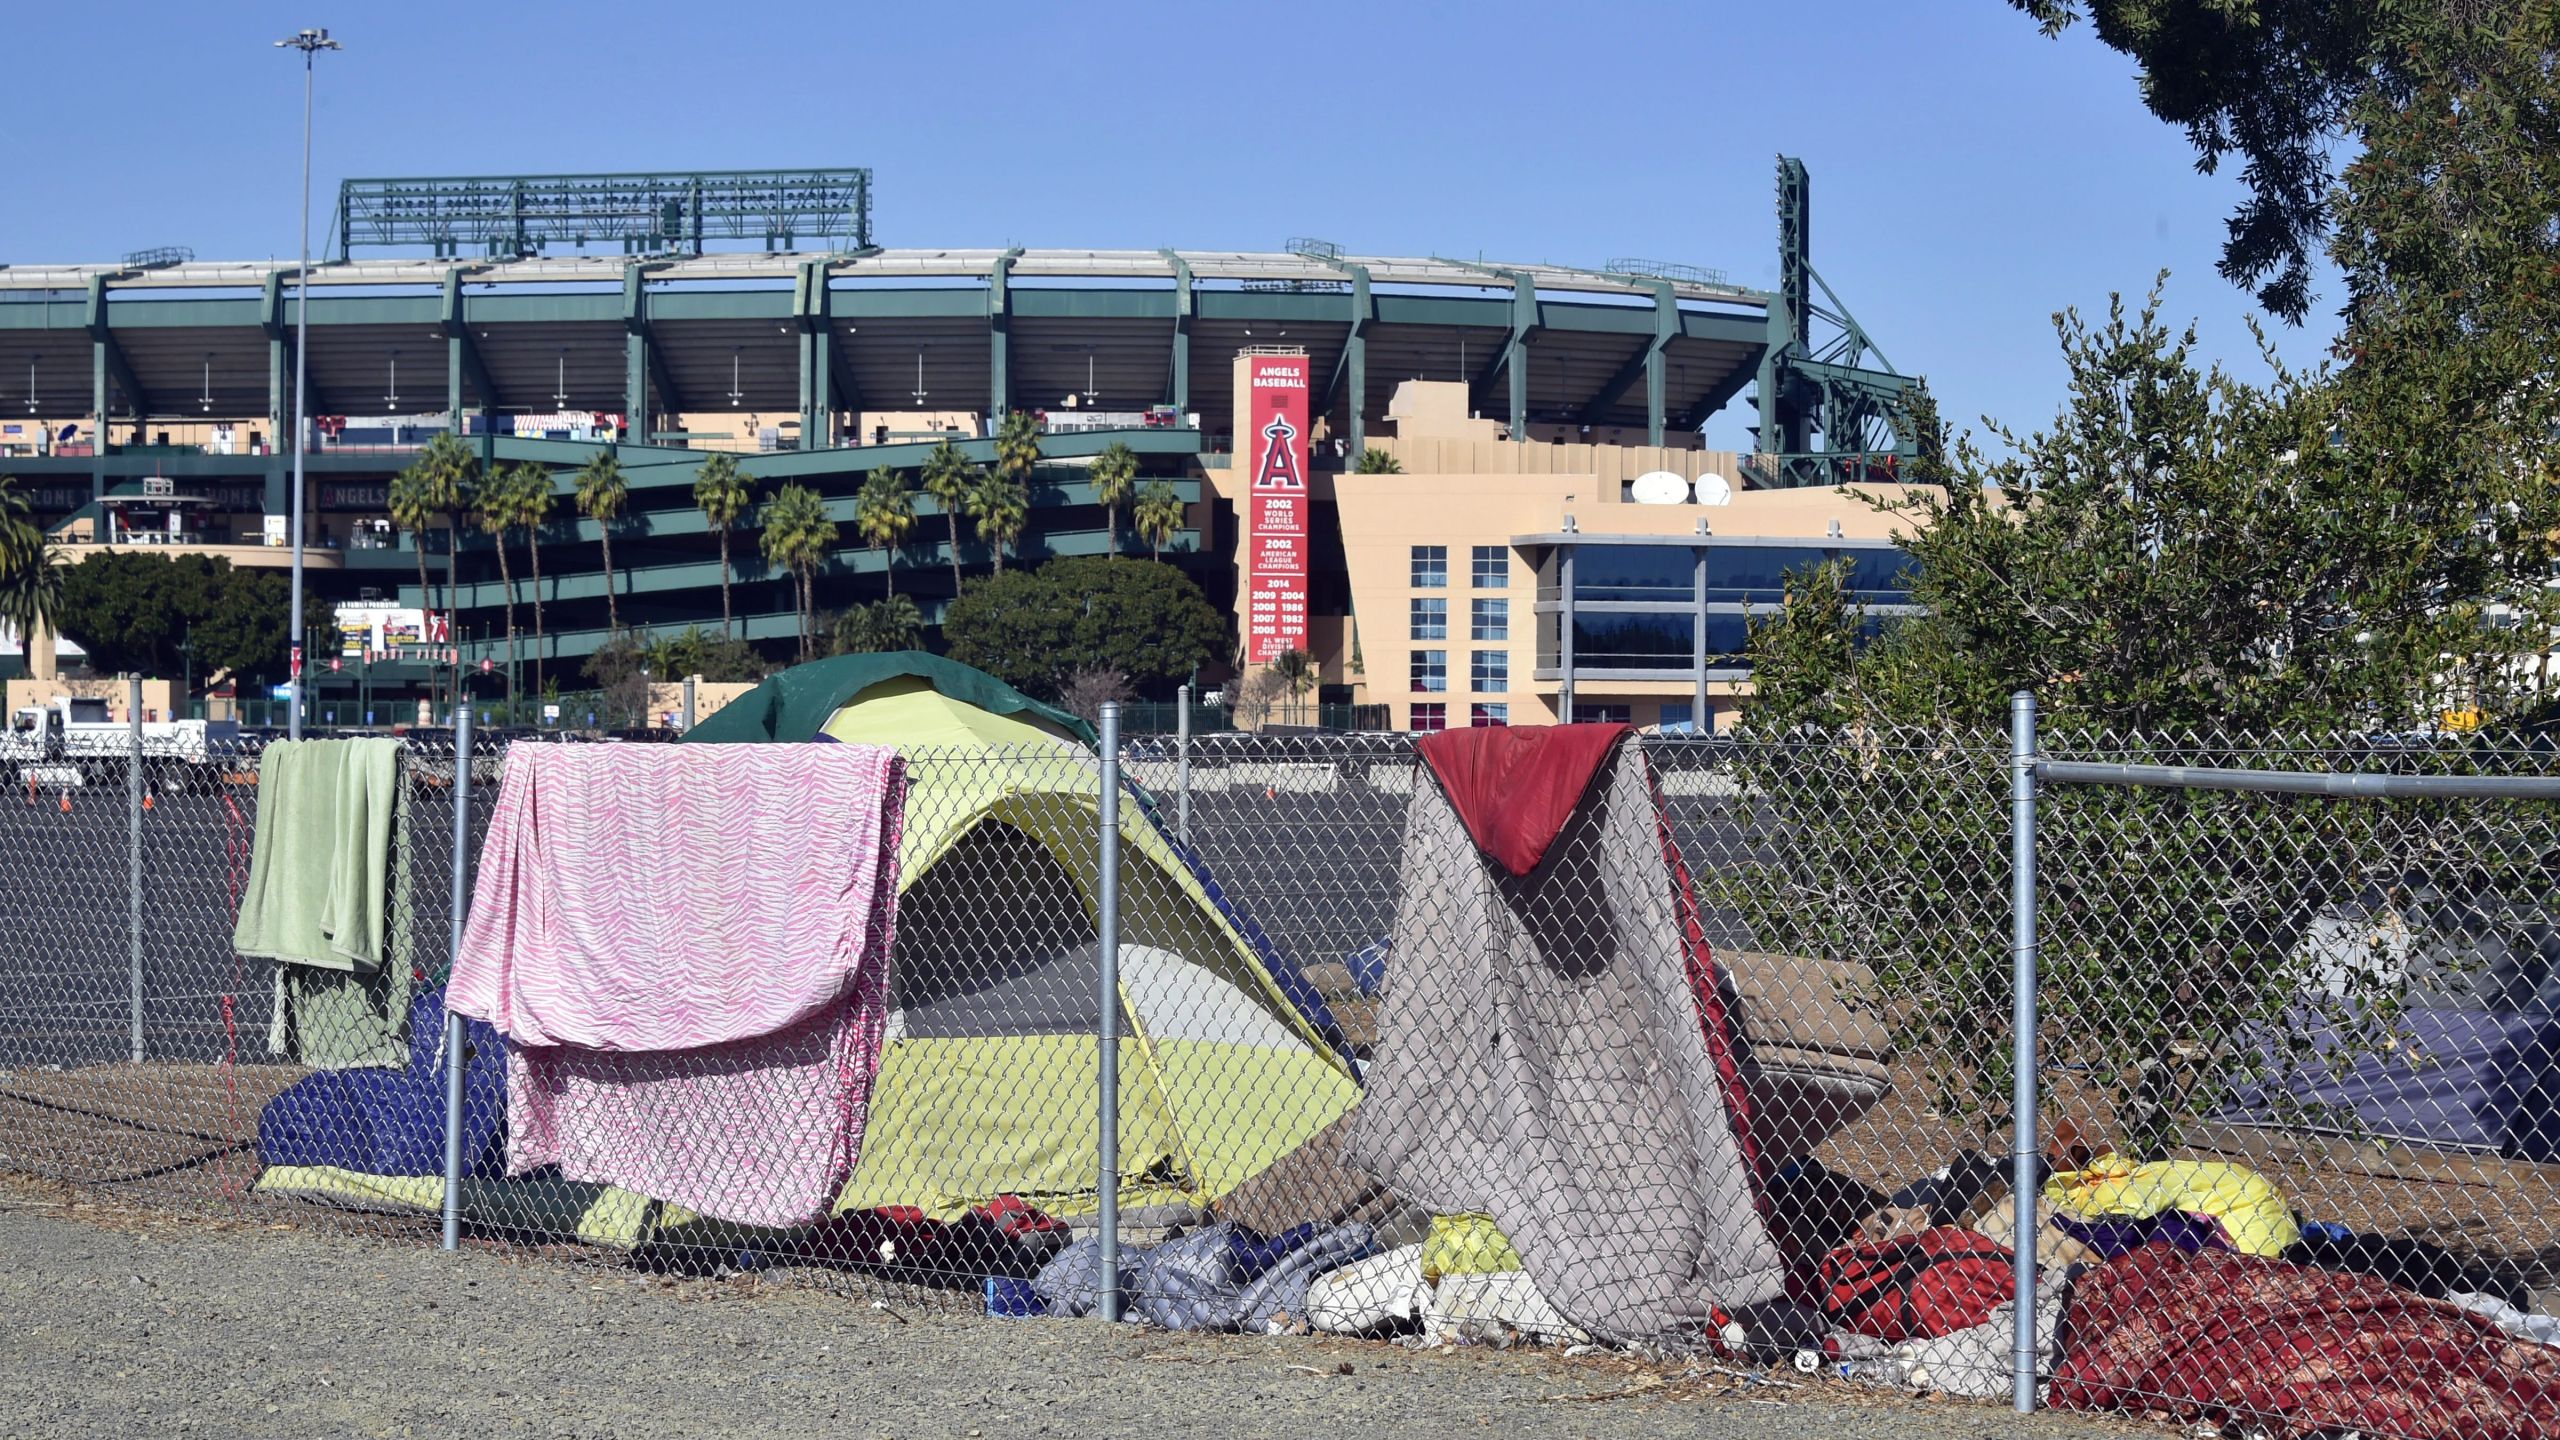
1244, 353, 1310, 666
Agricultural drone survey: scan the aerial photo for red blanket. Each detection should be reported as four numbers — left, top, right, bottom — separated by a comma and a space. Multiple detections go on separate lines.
2050, 1244, 2560, 1440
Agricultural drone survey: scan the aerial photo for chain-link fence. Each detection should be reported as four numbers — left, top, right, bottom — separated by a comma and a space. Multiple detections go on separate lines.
4, 706, 2558, 1438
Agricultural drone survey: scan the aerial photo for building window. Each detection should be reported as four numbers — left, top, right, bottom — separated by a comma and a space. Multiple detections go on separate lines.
1471, 597, 1508, 642
1410, 649, 1447, 693
1572, 703, 1633, 725
1471, 545, 1508, 588
1409, 597, 1447, 641
1410, 702, 1448, 733
1659, 702, 1694, 732
1572, 545, 1695, 602
1410, 544, 1448, 589
1470, 703, 1509, 727
1572, 613, 1695, 671
1470, 649, 1508, 691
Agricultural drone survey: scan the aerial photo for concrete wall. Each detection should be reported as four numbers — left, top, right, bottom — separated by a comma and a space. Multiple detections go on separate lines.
7, 677, 179, 724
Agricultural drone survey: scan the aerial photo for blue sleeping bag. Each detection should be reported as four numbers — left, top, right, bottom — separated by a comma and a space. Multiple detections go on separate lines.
257, 986, 508, 1177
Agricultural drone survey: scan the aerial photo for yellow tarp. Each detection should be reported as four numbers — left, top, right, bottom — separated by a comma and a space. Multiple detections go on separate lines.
2043, 1154, 2300, 1257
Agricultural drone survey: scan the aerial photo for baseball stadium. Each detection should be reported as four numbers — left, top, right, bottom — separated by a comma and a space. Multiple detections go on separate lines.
0, 158, 1924, 730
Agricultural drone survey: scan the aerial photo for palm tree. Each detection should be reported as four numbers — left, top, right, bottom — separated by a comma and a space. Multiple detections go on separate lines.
574, 450, 630, 631
1353, 446, 1404, 475
920, 441, 971, 593
993, 408, 1043, 491
410, 432, 479, 610
1134, 480, 1185, 562
692, 453, 754, 637
760, 482, 836, 660
472, 464, 526, 705
853, 467, 915, 598
1090, 441, 1138, 560
386, 464, 438, 615
1271, 647, 1319, 726
965, 466, 1029, 575
0, 480, 62, 667
503, 463, 555, 697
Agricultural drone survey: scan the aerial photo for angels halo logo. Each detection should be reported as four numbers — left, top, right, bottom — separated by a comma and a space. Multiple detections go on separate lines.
1253, 412, 1305, 490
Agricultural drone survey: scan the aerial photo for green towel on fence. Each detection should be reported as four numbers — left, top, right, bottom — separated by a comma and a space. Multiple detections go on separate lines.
231, 739, 412, 1069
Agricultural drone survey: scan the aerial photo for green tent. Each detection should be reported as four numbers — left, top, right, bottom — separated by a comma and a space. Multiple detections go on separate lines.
691, 653, 1359, 1222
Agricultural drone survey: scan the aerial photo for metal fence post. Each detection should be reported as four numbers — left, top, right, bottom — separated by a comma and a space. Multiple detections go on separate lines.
2009, 690, 2040, 1414
1175, 683, 1192, 849
682, 676, 698, 732
1096, 700, 1123, 1322
127, 674, 145, 1065
442, 704, 474, 1251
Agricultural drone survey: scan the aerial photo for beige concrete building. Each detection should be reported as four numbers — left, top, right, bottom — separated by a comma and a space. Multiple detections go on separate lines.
1203, 379, 1922, 731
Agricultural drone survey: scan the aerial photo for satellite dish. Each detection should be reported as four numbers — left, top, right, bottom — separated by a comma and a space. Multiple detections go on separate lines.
1630, 470, 1689, 505
1693, 472, 1733, 506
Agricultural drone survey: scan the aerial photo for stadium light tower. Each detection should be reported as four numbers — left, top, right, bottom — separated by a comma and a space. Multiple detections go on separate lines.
276, 26, 340, 741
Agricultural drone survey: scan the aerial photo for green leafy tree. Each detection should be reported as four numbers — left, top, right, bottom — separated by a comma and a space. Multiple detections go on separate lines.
1088, 441, 1139, 559
830, 595, 924, 655
640, 625, 777, 683
1133, 480, 1185, 562
190, 568, 334, 686
760, 481, 836, 661
964, 466, 1030, 575
2006, 1, 2525, 320
573, 450, 630, 632
1352, 446, 1403, 475
920, 441, 972, 593
53, 552, 222, 676
943, 556, 1224, 698
53, 552, 324, 684
854, 467, 916, 598
692, 453, 754, 637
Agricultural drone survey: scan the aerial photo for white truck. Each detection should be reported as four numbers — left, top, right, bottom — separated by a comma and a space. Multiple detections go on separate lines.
1, 696, 248, 790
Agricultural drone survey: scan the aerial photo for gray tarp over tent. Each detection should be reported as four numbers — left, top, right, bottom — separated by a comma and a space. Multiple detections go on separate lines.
1347, 725, 1790, 1340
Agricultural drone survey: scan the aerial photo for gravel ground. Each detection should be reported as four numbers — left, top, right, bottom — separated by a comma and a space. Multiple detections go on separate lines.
0, 1194, 2140, 1440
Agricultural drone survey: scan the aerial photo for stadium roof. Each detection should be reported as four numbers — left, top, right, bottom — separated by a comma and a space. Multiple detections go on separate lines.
0, 249, 1771, 440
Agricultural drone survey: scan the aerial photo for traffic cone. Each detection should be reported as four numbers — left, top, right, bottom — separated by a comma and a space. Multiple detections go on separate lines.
59, 790, 72, 813
143, 793, 155, 812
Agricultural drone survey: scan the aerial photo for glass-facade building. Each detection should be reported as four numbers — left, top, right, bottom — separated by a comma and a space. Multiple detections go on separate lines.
1526, 535, 1916, 729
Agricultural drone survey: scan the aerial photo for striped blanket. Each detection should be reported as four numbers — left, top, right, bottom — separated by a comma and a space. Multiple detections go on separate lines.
450, 743, 905, 1227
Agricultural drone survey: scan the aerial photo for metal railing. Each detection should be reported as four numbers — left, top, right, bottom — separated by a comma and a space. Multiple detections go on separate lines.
2, 706, 2555, 1438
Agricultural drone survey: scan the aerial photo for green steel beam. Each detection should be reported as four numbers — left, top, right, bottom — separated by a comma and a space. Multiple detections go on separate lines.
794, 259, 832, 448
988, 248, 1022, 420
1159, 249, 1192, 413
1312, 259, 1371, 455
1441, 260, 1539, 440
1577, 281, 1677, 440
622, 264, 662, 435
262, 271, 288, 441
441, 268, 496, 424
86, 276, 146, 421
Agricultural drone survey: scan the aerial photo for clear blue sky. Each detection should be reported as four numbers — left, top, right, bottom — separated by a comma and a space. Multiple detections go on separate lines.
1, 0, 2338, 455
